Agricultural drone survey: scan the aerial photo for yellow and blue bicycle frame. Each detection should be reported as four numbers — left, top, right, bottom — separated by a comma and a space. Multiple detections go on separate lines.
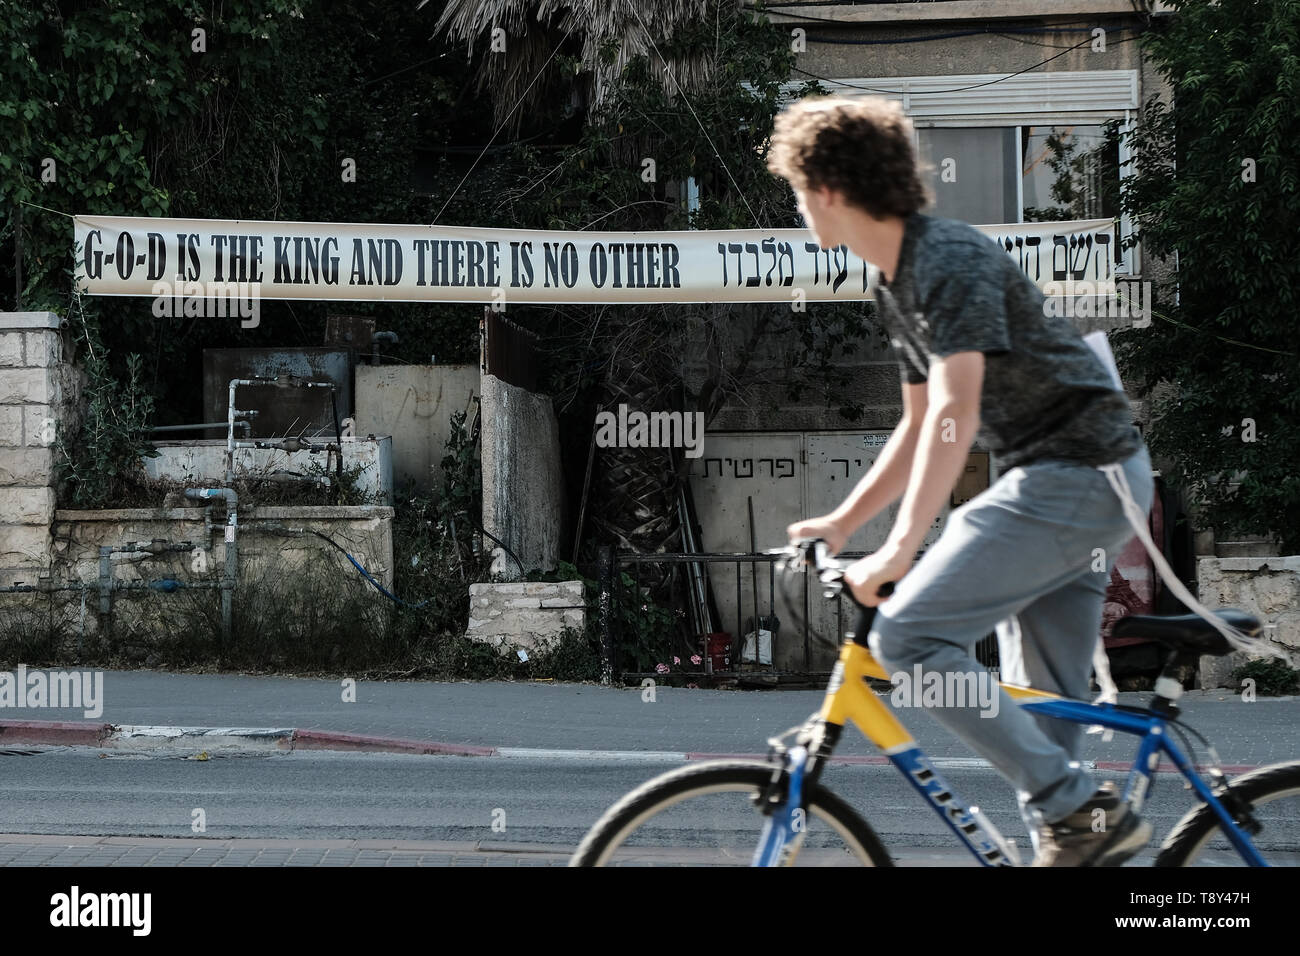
753, 641, 1269, 867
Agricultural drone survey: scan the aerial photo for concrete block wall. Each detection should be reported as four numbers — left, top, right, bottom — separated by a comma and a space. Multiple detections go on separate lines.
0, 313, 80, 584
143, 437, 394, 504
1195, 556, 1300, 689
49, 505, 395, 590
1, 505, 395, 641
466, 581, 585, 653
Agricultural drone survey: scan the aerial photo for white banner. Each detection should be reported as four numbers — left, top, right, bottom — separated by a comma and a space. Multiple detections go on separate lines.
73, 215, 1122, 305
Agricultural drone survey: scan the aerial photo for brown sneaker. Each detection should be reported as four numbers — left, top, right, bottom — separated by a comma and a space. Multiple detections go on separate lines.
1032, 786, 1150, 867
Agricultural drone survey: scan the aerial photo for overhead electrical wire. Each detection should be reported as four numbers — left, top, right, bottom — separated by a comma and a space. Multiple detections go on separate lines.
790, 33, 1142, 96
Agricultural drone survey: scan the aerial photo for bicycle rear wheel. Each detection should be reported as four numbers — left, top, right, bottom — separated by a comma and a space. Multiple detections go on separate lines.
569, 759, 892, 866
1156, 760, 1300, 866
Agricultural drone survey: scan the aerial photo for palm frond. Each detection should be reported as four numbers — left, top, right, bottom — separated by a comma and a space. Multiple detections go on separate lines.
435, 0, 724, 130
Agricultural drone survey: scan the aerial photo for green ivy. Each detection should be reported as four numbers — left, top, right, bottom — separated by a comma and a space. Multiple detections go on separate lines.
1231, 657, 1300, 697
1, 0, 486, 419
437, 409, 482, 542
527, 560, 678, 677
54, 290, 159, 508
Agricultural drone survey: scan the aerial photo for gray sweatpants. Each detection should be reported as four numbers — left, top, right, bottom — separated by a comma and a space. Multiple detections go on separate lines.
865, 445, 1154, 825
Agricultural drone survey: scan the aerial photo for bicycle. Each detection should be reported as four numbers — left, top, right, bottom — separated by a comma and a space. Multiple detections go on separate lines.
570, 539, 1300, 867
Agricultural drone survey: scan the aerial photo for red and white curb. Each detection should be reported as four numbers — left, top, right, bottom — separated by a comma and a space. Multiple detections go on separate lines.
0, 722, 491, 757
0, 721, 1262, 773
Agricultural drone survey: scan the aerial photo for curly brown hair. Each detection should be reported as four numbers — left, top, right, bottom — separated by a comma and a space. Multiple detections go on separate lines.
766, 96, 930, 218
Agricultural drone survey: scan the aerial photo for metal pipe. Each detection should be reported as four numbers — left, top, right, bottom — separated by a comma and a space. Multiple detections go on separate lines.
229, 373, 338, 485
186, 487, 238, 640
184, 487, 237, 506
370, 330, 398, 365
676, 493, 702, 639
0, 576, 67, 594
252, 437, 336, 454
6, 531, 230, 649
329, 386, 343, 503
118, 578, 222, 593
243, 377, 344, 495
153, 421, 251, 438
226, 378, 256, 484
97, 545, 112, 640
113, 539, 194, 555
260, 472, 329, 486
735, 561, 741, 672
0, 578, 219, 595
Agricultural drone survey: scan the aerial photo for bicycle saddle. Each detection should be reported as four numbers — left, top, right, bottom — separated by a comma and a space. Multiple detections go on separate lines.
1111, 608, 1261, 657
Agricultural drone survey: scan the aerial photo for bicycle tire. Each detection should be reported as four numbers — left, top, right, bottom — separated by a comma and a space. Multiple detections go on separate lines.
1155, 759, 1300, 866
569, 759, 893, 867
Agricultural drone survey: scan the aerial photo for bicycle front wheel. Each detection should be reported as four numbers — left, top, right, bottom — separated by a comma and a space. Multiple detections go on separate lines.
1156, 760, 1300, 866
569, 759, 892, 866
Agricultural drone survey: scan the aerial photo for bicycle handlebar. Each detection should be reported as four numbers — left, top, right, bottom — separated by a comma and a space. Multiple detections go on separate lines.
771, 538, 895, 609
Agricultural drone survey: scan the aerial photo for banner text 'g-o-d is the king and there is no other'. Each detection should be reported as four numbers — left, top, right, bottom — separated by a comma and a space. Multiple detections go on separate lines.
74, 215, 1124, 305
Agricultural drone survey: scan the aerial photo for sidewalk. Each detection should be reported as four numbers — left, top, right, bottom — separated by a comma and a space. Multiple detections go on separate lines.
0, 834, 573, 867
0, 833, 1019, 867
0, 669, 1295, 767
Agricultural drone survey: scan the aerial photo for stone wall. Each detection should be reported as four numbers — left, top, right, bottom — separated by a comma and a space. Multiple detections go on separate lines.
1, 307, 402, 645
465, 581, 585, 654
1196, 556, 1300, 688
0, 312, 82, 586
1, 505, 394, 641
50, 505, 394, 584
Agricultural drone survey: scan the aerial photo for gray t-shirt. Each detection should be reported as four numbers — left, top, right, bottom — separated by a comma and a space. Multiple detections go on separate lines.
873, 212, 1142, 470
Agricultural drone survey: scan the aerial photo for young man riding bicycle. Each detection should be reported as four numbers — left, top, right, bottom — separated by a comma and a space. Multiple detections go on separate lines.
766, 96, 1154, 866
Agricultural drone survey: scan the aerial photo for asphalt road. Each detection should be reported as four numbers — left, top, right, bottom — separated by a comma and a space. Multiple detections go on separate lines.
4, 673, 1297, 865
2, 748, 1296, 865
8, 670, 1298, 767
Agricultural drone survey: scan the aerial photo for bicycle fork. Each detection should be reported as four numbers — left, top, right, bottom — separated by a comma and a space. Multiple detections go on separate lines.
752, 745, 811, 867
751, 717, 841, 867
